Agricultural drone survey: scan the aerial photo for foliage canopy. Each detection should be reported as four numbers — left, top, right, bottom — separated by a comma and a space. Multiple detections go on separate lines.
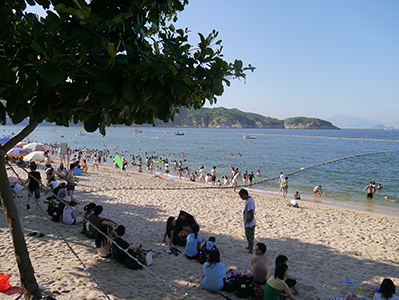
0, 0, 254, 135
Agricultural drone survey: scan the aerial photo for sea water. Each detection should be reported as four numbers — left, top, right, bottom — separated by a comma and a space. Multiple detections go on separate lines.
3, 125, 399, 213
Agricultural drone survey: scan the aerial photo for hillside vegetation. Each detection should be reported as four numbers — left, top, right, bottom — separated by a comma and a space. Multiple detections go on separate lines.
155, 107, 339, 129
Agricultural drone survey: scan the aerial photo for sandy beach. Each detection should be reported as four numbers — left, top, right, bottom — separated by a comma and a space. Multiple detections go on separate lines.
1, 164, 399, 300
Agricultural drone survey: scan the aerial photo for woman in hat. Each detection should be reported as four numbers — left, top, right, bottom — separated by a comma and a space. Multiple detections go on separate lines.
62, 196, 83, 225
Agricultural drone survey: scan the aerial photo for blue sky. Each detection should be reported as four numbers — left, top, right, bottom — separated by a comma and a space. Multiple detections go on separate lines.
174, 0, 399, 123
27, 1, 399, 123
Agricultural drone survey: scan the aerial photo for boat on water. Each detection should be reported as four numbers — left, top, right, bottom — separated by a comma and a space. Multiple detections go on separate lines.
76, 131, 86, 136
243, 135, 256, 139
134, 129, 142, 133
174, 131, 184, 135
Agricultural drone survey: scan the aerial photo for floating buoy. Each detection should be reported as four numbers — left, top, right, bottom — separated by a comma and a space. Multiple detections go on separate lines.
217, 149, 219, 152
284, 137, 286, 139
122, 187, 125, 189
325, 143, 327, 145
309, 143, 311, 145
231, 153, 233, 156
128, 187, 132, 189
270, 146, 272, 148
104, 188, 108, 190
181, 151, 184, 154
97, 189, 101, 191
112, 187, 116, 190
361, 141, 364, 143
246, 147, 249, 149
89, 189, 93, 192
339, 142, 341, 144
292, 145, 294, 147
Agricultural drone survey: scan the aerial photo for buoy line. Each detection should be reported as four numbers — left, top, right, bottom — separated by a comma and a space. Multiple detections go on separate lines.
251, 150, 399, 186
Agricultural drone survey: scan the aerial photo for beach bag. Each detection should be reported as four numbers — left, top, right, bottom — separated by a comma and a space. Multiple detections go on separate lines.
252, 283, 264, 299
223, 278, 236, 292
235, 275, 254, 298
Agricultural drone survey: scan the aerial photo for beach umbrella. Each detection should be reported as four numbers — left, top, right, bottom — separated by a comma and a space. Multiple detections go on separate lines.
13, 145, 23, 148
0, 137, 10, 143
7, 147, 30, 157
17, 142, 27, 147
23, 151, 53, 162
23, 142, 46, 152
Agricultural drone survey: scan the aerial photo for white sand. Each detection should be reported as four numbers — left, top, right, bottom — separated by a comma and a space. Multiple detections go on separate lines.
1, 165, 399, 300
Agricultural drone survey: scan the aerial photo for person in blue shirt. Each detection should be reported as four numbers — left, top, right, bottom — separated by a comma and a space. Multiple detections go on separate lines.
185, 224, 204, 261
201, 250, 225, 291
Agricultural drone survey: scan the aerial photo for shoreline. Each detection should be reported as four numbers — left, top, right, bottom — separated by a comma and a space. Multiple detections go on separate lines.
107, 163, 399, 219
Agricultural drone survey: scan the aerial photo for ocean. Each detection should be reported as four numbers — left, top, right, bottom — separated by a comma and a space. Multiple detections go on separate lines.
3, 125, 399, 214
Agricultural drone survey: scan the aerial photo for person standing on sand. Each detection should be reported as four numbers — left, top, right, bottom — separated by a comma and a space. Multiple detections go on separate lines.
211, 166, 216, 186
281, 176, 289, 198
278, 172, 286, 192
66, 163, 77, 198
364, 182, 376, 198
240, 189, 256, 254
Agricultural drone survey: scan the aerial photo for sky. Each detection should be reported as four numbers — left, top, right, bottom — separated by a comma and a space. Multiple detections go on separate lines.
27, 1, 399, 123
173, 0, 399, 123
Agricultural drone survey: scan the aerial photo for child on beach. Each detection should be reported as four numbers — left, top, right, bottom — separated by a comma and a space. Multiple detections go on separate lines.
25, 162, 42, 210
185, 224, 205, 262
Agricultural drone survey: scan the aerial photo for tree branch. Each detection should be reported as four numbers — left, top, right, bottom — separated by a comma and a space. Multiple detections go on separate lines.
2, 120, 39, 153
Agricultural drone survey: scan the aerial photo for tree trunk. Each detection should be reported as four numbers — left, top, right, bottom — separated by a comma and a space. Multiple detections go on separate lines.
0, 121, 42, 300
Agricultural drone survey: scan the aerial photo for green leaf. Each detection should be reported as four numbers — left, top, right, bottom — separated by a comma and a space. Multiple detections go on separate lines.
26, 0, 35, 6
122, 79, 133, 102
84, 113, 100, 132
96, 79, 114, 94
21, 77, 37, 97
169, 65, 178, 76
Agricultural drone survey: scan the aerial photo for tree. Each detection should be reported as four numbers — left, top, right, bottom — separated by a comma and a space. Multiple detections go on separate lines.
0, 0, 254, 298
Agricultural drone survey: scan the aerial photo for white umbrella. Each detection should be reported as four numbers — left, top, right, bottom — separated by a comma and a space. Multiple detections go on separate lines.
23, 151, 54, 162
23, 142, 47, 152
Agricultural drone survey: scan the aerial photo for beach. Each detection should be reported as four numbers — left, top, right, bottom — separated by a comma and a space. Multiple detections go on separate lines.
1, 164, 399, 300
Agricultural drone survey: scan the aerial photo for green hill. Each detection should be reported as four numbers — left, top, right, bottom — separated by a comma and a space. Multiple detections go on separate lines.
154, 107, 339, 129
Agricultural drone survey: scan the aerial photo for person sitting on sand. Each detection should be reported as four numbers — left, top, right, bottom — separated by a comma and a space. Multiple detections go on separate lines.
251, 242, 273, 285
95, 226, 112, 258
112, 225, 144, 265
201, 250, 225, 291
313, 185, 323, 196
267, 255, 300, 295
62, 196, 83, 225
82, 202, 96, 235
86, 205, 117, 238
294, 191, 301, 200
264, 263, 301, 300
175, 213, 191, 237
185, 224, 205, 261
163, 216, 187, 246
373, 278, 399, 300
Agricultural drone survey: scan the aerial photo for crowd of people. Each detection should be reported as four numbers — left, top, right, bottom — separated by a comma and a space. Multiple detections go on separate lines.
12, 145, 396, 300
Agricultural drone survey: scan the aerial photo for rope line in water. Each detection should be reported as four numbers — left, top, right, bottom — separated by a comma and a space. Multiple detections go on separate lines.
251, 150, 399, 186
6, 162, 187, 299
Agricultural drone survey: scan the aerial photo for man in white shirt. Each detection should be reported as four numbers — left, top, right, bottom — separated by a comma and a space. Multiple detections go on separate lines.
239, 189, 256, 254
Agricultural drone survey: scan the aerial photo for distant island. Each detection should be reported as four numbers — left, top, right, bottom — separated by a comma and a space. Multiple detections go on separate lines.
155, 107, 340, 129
5, 107, 339, 129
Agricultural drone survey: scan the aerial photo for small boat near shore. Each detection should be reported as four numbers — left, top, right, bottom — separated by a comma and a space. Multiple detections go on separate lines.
134, 129, 142, 133
174, 131, 184, 135
243, 135, 256, 139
